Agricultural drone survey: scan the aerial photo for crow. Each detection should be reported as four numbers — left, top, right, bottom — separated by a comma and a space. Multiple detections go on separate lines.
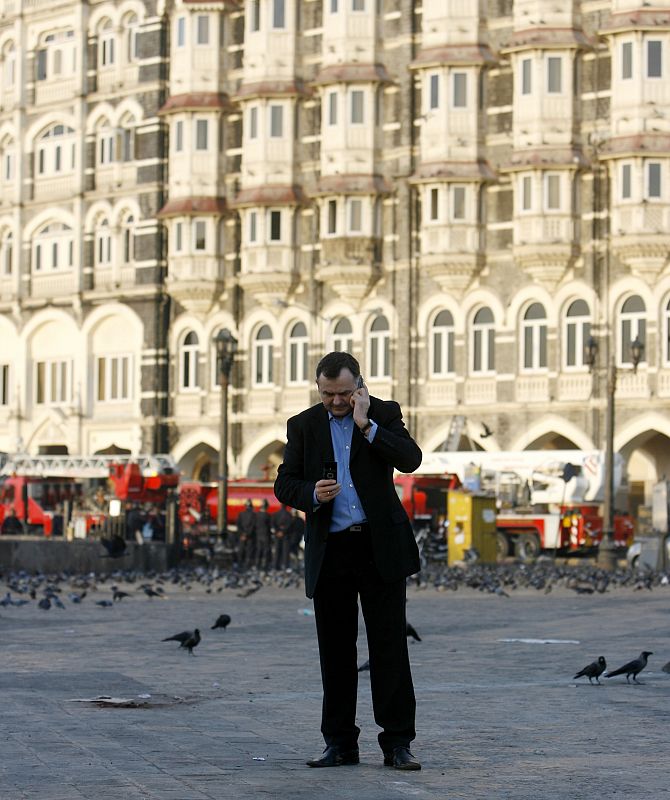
211, 614, 231, 630
142, 586, 163, 599
37, 597, 51, 610
574, 656, 607, 684
606, 651, 653, 684
406, 622, 422, 642
480, 422, 494, 439
163, 628, 201, 655
113, 590, 130, 602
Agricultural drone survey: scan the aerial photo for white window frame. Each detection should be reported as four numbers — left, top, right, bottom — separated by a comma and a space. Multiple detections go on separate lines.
248, 210, 258, 243
646, 39, 663, 78
348, 198, 363, 233
98, 129, 115, 165
96, 354, 131, 402
1, 142, 14, 182
196, 15, 210, 45
195, 119, 209, 151
326, 199, 338, 235
352, 0, 365, 10
249, 106, 258, 139
368, 317, 390, 379
545, 173, 561, 211
99, 25, 115, 68
350, 90, 365, 124
250, 0, 261, 32
268, 209, 282, 242
174, 221, 183, 252
125, 15, 140, 63
327, 91, 338, 125
618, 297, 646, 367
121, 216, 134, 263
428, 73, 440, 110
646, 161, 662, 199
95, 221, 112, 266
287, 323, 309, 384
452, 72, 467, 108
194, 219, 207, 251
1, 231, 13, 275
32, 225, 74, 272
180, 332, 200, 391
521, 57, 532, 95
176, 17, 186, 47
621, 41, 633, 80
175, 120, 184, 152
253, 326, 274, 386
269, 105, 284, 138
621, 162, 632, 200
451, 185, 466, 221
428, 187, 439, 222
272, 0, 286, 29
34, 358, 72, 406
471, 308, 495, 375
547, 56, 563, 93
36, 125, 76, 177
521, 174, 533, 213
563, 300, 591, 371
431, 311, 455, 377
331, 318, 353, 352
2, 45, 16, 88
521, 304, 548, 373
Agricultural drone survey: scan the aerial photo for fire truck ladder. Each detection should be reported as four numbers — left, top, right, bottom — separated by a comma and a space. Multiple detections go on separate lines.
444, 415, 467, 451
0, 454, 178, 479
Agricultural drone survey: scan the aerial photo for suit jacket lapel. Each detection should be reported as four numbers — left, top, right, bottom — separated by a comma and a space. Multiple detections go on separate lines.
309, 405, 334, 461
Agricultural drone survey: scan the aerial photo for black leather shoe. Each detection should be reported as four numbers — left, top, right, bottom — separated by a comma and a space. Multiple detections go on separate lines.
306, 746, 360, 768
383, 746, 421, 770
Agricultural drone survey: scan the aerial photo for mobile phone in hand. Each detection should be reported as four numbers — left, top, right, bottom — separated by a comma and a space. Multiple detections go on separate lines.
322, 461, 337, 481
356, 375, 364, 390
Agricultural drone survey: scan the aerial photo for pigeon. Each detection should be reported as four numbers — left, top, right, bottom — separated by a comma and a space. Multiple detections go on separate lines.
662, 661, 670, 674
38, 597, 51, 610
113, 590, 130, 602
606, 651, 653, 684
0, 592, 13, 607
96, 600, 114, 608
211, 614, 231, 630
406, 622, 422, 642
480, 422, 494, 439
163, 628, 201, 654
574, 656, 607, 684
50, 594, 66, 609
142, 586, 163, 599
68, 592, 86, 603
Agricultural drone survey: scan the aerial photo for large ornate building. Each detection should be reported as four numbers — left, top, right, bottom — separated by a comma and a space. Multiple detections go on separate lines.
1, 0, 669, 515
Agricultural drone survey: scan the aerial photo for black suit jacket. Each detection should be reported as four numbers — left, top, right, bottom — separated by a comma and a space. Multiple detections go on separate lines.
274, 396, 422, 598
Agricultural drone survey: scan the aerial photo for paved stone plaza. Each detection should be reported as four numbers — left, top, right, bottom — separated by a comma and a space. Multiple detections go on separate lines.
1, 578, 669, 800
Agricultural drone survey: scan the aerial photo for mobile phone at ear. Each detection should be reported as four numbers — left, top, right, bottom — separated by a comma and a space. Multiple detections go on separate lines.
356, 375, 365, 389
322, 461, 337, 481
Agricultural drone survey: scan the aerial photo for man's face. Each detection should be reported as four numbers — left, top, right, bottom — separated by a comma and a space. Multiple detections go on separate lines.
317, 368, 357, 417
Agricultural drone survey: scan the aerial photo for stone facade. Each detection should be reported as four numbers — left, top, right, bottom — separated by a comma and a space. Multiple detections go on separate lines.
1, 0, 669, 512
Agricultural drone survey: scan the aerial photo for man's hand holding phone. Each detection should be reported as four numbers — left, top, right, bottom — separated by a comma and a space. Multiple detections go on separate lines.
351, 374, 371, 430
316, 462, 340, 503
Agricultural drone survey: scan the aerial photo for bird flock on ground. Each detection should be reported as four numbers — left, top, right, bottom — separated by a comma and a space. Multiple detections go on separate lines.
1, 559, 669, 682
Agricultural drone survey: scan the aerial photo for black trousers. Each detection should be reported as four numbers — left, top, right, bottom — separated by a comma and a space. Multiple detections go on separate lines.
312, 527, 416, 753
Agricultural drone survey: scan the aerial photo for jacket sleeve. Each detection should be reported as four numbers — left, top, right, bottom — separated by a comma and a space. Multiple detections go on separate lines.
274, 415, 316, 513
369, 400, 422, 474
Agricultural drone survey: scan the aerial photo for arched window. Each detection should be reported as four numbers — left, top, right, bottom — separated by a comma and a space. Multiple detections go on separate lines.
2, 42, 16, 88
1, 230, 13, 275
564, 299, 591, 369
95, 218, 112, 266
119, 114, 136, 162
0, 135, 15, 182
254, 325, 274, 385
124, 14, 140, 62
121, 214, 135, 262
431, 309, 455, 376
98, 19, 115, 68
368, 315, 390, 379
522, 302, 547, 370
180, 331, 199, 390
287, 322, 309, 384
32, 223, 74, 272
332, 318, 353, 353
97, 121, 115, 165
471, 307, 495, 374
36, 125, 76, 176
619, 295, 646, 366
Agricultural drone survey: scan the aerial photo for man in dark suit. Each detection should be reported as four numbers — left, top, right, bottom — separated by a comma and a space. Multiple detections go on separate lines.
274, 351, 422, 771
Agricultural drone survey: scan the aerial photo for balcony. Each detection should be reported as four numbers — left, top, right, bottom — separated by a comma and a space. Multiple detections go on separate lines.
515, 375, 550, 403
423, 380, 457, 408
464, 377, 497, 405
238, 246, 296, 305
611, 204, 670, 284
557, 373, 592, 402
513, 215, 578, 288
166, 256, 225, 315
29, 272, 75, 299
316, 236, 382, 302
421, 225, 483, 294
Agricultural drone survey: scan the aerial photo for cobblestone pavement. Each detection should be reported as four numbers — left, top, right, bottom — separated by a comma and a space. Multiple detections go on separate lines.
1, 580, 669, 800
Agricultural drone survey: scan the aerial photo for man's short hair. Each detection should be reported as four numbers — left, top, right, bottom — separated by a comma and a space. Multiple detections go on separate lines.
316, 352, 360, 380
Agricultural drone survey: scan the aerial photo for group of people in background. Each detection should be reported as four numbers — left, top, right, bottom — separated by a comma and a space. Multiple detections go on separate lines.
235, 500, 305, 571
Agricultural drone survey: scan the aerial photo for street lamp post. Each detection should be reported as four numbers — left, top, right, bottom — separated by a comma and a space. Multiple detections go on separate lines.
587, 335, 644, 569
215, 328, 238, 542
